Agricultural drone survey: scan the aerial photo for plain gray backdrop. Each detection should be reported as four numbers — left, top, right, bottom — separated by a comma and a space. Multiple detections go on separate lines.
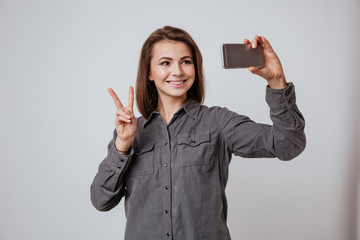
1, 0, 359, 239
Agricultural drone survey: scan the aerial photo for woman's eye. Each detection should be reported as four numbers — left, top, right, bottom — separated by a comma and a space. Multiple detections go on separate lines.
182, 60, 192, 64
161, 61, 170, 66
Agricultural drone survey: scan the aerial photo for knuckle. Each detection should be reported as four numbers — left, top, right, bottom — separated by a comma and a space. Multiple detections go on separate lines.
116, 109, 125, 115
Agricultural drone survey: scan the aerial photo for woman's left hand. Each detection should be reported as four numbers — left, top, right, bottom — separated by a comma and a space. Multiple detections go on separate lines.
244, 36, 287, 89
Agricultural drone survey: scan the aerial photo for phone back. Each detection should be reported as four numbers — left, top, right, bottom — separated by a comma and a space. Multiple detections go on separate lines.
222, 43, 264, 69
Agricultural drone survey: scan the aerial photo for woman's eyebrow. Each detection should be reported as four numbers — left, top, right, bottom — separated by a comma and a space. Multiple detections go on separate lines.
158, 57, 172, 62
181, 56, 193, 60
157, 56, 193, 62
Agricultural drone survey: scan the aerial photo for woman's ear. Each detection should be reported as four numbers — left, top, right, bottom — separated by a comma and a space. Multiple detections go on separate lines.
149, 73, 154, 81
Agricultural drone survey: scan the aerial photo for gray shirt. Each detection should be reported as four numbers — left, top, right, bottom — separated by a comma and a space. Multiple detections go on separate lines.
90, 82, 306, 240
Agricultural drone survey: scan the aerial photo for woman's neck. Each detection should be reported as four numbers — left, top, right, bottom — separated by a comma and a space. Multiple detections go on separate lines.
157, 95, 187, 125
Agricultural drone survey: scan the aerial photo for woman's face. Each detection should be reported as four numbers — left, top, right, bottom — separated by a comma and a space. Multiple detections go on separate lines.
149, 40, 195, 104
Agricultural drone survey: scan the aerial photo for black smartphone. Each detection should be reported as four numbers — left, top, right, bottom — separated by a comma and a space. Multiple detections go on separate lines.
221, 43, 264, 69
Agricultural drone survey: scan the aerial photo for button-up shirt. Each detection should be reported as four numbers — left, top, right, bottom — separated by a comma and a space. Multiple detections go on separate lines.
91, 82, 306, 240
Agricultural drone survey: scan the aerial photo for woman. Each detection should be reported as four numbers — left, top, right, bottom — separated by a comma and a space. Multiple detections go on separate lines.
91, 26, 306, 240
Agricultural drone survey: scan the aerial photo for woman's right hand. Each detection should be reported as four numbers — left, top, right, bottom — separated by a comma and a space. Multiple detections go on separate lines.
108, 86, 138, 153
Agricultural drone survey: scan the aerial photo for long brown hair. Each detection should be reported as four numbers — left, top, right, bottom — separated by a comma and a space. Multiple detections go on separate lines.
136, 26, 205, 119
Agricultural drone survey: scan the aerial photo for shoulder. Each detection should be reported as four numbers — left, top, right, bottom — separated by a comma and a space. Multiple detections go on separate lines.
200, 103, 254, 128
198, 103, 233, 118
136, 115, 146, 126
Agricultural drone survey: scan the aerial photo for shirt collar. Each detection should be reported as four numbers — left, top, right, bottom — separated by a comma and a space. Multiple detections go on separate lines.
182, 98, 201, 120
142, 98, 201, 128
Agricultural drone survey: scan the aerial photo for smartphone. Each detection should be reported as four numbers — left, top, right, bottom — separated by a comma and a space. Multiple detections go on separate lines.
221, 43, 264, 69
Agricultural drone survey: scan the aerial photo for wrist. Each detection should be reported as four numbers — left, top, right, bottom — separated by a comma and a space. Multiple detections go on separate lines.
267, 75, 287, 89
116, 149, 129, 154
115, 137, 132, 154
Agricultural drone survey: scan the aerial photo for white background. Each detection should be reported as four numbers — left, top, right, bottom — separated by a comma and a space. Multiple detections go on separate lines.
0, 0, 359, 239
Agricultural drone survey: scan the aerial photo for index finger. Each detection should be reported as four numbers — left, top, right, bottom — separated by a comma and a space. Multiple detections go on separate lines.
255, 35, 274, 52
108, 88, 123, 109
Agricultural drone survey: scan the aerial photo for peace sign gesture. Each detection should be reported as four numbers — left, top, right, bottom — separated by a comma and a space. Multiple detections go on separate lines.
108, 86, 138, 153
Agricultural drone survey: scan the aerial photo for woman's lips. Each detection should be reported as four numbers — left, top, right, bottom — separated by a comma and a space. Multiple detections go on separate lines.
167, 80, 187, 87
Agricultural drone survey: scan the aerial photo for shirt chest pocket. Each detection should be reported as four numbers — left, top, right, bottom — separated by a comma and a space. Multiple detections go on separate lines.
126, 142, 155, 178
177, 130, 211, 167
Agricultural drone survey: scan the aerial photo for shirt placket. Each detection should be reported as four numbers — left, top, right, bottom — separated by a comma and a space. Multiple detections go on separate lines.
159, 117, 173, 239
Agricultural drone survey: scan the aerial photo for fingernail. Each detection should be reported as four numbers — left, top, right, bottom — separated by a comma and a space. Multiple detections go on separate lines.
126, 115, 131, 119
252, 43, 256, 48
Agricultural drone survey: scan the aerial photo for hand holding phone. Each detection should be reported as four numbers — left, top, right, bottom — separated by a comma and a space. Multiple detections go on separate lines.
221, 36, 287, 89
221, 43, 264, 69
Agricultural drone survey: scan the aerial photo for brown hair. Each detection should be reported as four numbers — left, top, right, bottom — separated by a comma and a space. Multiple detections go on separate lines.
135, 26, 205, 119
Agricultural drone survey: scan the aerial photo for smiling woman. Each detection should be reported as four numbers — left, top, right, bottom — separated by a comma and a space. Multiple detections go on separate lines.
148, 40, 196, 124
90, 26, 306, 240
136, 26, 205, 120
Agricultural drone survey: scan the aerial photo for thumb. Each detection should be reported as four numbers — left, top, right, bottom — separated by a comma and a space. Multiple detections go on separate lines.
248, 67, 263, 76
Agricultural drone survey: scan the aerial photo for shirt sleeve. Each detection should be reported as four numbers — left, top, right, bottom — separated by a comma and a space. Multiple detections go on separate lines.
217, 82, 306, 160
90, 129, 134, 211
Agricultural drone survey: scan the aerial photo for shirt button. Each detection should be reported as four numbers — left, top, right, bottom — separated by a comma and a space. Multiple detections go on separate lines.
165, 186, 169, 190
164, 163, 168, 167
165, 142, 168, 146
192, 140, 196, 144
165, 210, 169, 214
167, 233, 170, 237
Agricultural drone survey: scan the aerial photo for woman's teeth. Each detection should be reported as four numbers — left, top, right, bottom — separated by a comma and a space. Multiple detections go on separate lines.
169, 81, 185, 85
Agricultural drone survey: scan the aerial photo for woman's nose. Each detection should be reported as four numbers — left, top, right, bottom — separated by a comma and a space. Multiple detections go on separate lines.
171, 63, 184, 76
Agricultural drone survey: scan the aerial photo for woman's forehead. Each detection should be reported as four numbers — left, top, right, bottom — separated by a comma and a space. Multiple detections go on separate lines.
151, 40, 192, 58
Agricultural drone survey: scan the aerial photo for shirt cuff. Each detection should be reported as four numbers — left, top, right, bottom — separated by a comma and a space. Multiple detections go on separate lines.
106, 142, 134, 174
265, 82, 296, 110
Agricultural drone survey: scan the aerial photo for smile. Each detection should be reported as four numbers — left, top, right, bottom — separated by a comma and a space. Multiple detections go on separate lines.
167, 80, 187, 86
